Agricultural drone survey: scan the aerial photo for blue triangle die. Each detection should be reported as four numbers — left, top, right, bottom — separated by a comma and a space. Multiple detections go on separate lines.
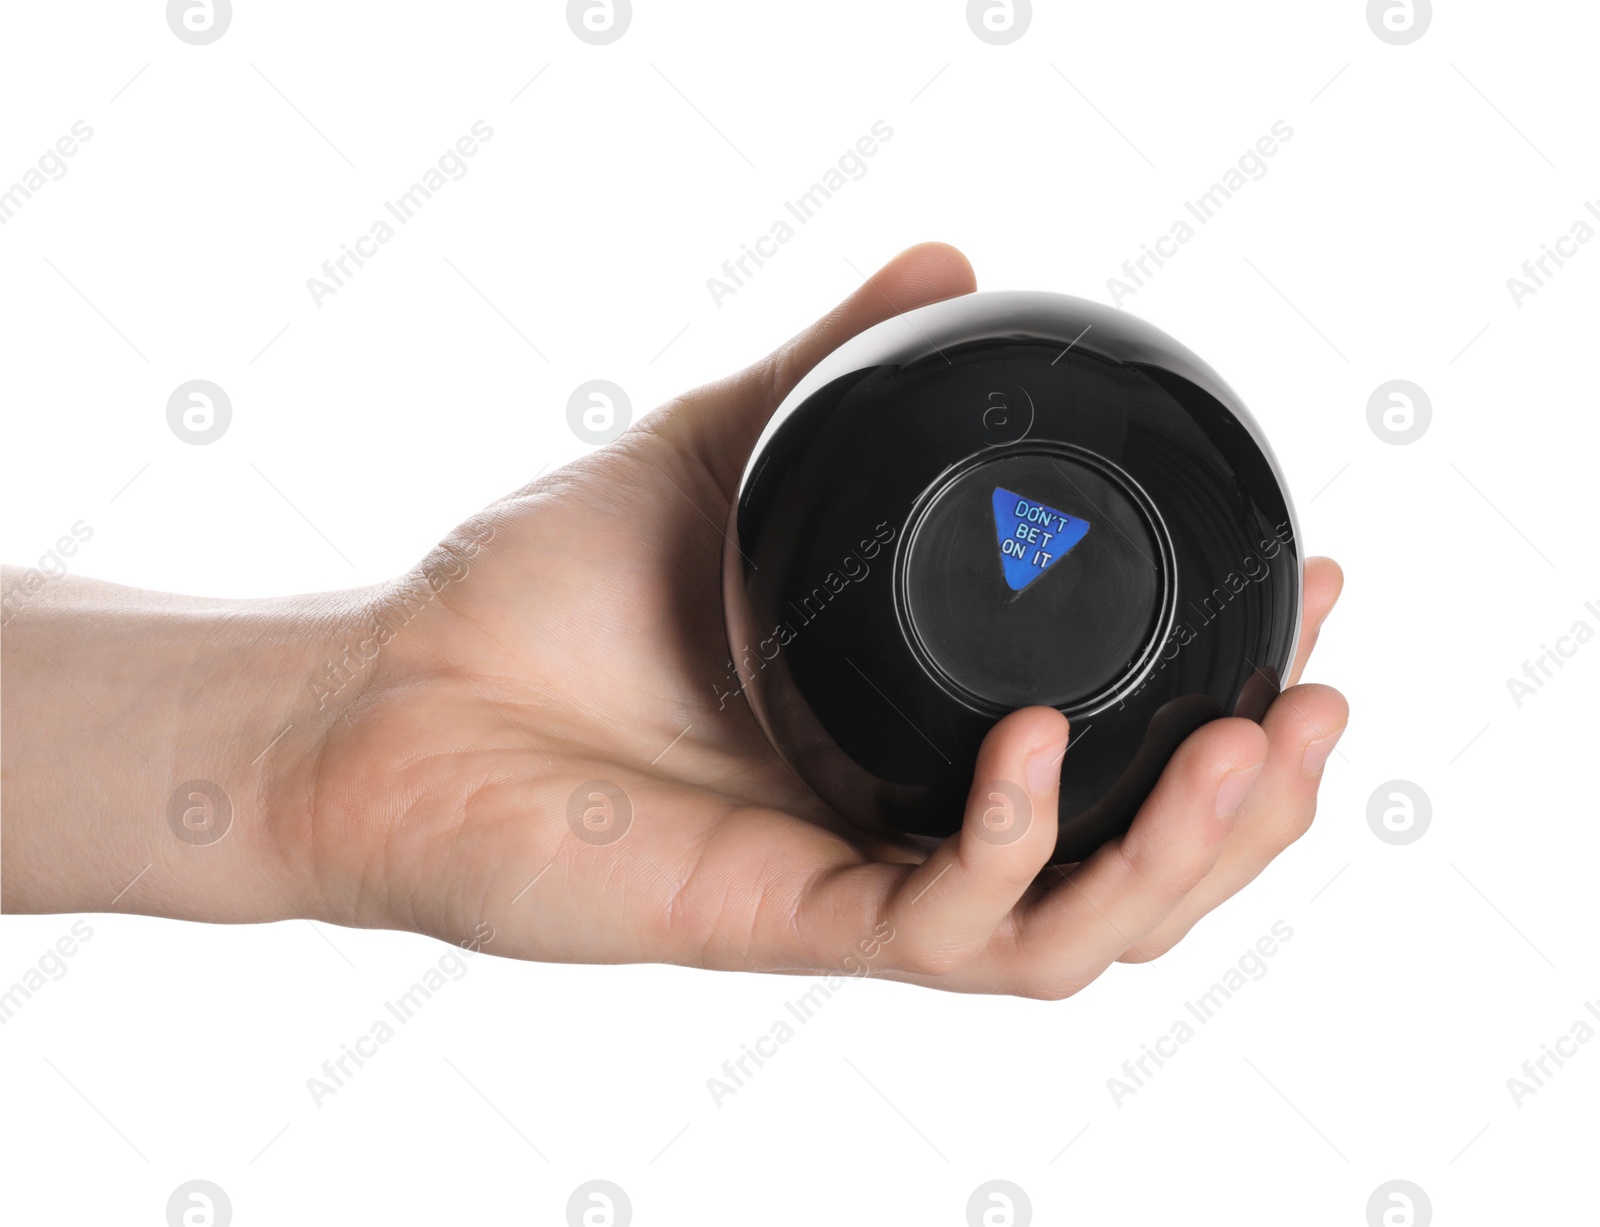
991, 487, 1090, 592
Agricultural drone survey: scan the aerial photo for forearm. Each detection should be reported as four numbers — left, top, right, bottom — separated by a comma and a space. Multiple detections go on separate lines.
1, 568, 364, 922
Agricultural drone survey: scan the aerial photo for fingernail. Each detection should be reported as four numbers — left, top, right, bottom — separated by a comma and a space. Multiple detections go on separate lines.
1302, 730, 1343, 776
1215, 763, 1264, 818
1026, 742, 1064, 793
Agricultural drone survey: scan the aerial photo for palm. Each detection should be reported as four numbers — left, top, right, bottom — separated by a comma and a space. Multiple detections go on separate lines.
314, 408, 885, 975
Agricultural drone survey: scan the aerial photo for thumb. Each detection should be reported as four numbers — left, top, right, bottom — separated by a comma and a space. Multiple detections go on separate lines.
658, 242, 976, 494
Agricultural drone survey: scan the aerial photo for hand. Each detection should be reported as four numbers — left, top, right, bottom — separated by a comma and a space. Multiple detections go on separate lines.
280, 241, 1348, 995
2, 243, 1347, 999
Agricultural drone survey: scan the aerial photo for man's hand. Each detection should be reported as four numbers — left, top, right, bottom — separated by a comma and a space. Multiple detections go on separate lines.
2, 243, 1347, 998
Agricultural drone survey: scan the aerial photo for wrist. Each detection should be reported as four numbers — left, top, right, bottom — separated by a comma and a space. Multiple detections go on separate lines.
0, 569, 374, 926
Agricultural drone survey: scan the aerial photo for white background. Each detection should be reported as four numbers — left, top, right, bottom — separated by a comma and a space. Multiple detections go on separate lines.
2, 2, 1597, 1224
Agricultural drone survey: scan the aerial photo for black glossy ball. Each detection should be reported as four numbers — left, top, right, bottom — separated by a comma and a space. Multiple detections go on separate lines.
723, 292, 1301, 863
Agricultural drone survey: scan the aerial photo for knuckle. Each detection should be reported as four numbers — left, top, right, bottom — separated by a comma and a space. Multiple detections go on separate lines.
1120, 935, 1181, 964
1271, 794, 1320, 847
1113, 835, 1214, 899
896, 940, 969, 978
1020, 971, 1088, 1002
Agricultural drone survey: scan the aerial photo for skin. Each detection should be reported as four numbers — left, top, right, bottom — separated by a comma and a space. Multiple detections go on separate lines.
0, 243, 1348, 998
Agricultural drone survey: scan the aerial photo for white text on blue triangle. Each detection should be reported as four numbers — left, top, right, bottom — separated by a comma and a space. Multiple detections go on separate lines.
991, 487, 1090, 592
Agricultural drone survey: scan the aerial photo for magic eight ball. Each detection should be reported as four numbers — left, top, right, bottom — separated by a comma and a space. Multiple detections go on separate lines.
722, 291, 1301, 863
